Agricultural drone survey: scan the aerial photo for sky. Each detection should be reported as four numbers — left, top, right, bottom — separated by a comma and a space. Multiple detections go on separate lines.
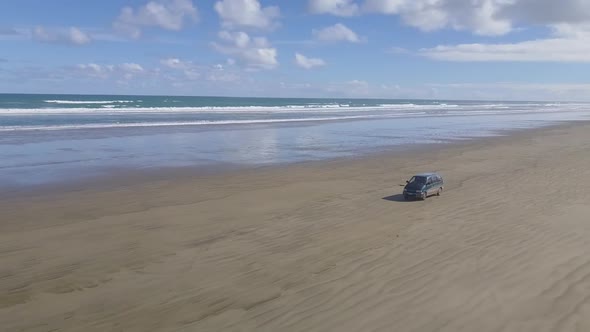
2, 0, 590, 100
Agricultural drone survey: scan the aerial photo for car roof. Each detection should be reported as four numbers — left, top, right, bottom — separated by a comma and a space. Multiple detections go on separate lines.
414, 172, 440, 177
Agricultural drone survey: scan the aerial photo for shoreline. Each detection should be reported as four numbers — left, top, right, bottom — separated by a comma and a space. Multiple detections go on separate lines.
1, 120, 581, 201
3, 99, 590, 192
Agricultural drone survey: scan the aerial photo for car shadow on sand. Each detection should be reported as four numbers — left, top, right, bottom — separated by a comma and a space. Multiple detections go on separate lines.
382, 194, 420, 202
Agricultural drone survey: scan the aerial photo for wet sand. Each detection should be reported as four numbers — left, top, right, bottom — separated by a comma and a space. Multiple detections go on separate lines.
2, 122, 590, 331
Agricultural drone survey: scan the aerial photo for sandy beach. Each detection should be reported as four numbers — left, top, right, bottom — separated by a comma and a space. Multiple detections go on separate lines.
2, 122, 590, 332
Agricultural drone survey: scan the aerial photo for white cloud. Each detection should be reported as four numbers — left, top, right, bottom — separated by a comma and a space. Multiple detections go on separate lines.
426, 82, 590, 101
158, 57, 244, 83
308, 0, 359, 16
114, 0, 198, 38
362, 0, 511, 36
219, 30, 251, 47
159, 58, 201, 79
76, 63, 114, 78
213, 30, 278, 70
32, 26, 91, 45
421, 24, 590, 62
343, 79, 370, 94
305, 0, 590, 37
160, 58, 190, 69
214, 0, 280, 30
295, 53, 326, 69
387, 46, 410, 54
208, 71, 240, 82
277, 80, 590, 101
308, 0, 567, 36
76, 63, 145, 80
0, 27, 19, 36
32, 27, 57, 42
12, 60, 590, 100
324, 79, 371, 96
69, 28, 91, 45
313, 23, 362, 43
498, 0, 590, 26
119, 63, 144, 73
119, 63, 145, 80
160, 59, 243, 84
0, 27, 24, 42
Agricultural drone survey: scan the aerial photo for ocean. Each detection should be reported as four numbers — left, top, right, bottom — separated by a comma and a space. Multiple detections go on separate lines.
2, 93, 590, 188
3, 94, 590, 131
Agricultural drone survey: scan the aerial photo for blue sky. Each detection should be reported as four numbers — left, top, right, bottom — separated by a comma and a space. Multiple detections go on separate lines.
2, 0, 590, 100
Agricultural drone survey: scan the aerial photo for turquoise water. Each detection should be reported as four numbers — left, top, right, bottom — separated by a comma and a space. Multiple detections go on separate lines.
1, 93, 440, 109
1, 94, 590, 188
0, 93, 573, 131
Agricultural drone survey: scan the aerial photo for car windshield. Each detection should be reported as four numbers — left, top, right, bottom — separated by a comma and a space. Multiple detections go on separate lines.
409, 176, 427, 185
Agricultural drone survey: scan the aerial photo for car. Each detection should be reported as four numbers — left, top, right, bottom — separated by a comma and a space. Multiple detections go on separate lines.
403, 172, 444, 200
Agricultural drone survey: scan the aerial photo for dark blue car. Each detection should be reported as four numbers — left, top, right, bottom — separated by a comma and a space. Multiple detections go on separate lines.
403, 173, 444, 200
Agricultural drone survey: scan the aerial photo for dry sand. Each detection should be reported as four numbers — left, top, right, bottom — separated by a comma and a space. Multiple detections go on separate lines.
2, 123, 590, 332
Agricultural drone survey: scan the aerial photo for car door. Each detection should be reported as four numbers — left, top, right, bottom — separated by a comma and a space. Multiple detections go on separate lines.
428, 176, 440, 196
425, 176, 434, 196
432, 175, 442, 194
